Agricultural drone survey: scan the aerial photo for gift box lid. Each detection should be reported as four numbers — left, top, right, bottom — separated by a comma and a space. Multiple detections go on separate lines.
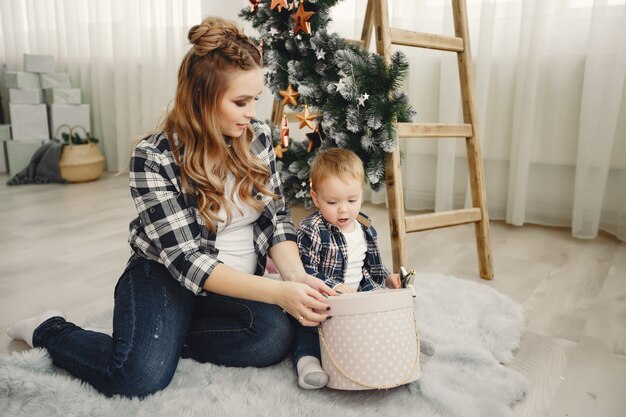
324, 288, 413, 316
24, 54, 55, 73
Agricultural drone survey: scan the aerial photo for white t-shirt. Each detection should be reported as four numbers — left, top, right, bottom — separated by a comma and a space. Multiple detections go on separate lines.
341, 220, 367, 290
214, 174, 261, 274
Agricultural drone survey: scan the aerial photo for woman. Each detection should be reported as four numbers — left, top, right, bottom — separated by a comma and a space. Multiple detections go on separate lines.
7, 16, 334, 398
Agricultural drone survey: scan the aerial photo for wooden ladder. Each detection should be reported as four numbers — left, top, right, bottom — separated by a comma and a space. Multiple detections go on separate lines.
363, 0, 494, 279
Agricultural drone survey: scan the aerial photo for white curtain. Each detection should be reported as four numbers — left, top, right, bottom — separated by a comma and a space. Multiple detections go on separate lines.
0, 0, 260, 172
1, 0, 624, 241
330, 0, 626, 242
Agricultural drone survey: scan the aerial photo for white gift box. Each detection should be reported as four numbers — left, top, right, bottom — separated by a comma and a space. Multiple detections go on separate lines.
4, 71, 41, 89
49, 104, 90, 139
45, 88, 82, 105
9, 88, 44, 105
9, 104, 50, 141
24, 54, 55, 73
5, 139, 47, 176
0, 124, 11, 141
39, 72, 71, 89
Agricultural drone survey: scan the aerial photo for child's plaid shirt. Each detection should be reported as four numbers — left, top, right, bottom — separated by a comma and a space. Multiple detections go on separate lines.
127, 120, 296, 295
297, 211, 390, 291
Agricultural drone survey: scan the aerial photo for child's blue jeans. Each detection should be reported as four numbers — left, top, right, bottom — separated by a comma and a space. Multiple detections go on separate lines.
33, 255, 293, 398
290, 317, 321, 366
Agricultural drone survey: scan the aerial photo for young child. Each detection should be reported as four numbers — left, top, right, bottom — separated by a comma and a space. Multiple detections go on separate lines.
292, 147, 401, 389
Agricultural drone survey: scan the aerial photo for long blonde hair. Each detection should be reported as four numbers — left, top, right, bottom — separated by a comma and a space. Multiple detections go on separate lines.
163, 17, 275, 232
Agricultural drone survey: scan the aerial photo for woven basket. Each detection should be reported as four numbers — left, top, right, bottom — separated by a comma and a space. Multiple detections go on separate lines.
57, 124, 105, 183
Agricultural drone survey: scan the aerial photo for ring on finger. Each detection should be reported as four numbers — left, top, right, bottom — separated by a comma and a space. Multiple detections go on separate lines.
298, 315, 304, 322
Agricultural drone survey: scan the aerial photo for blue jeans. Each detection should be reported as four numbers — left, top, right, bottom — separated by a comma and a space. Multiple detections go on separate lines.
33, 256, 293, 398
290, 317, 321, 367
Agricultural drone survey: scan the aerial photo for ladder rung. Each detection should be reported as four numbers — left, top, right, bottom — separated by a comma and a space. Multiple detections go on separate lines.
390, 27, 464, 52
405, 208, 482, 232
397, 123, 473, 138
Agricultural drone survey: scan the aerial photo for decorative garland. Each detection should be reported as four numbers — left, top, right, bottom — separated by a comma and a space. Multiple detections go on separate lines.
241, 0, 414, 204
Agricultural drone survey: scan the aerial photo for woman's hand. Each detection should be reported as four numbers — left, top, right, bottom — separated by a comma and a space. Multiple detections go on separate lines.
274, 281, 332, 327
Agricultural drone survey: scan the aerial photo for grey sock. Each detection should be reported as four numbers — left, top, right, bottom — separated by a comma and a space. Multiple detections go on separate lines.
296, 356, 328, 389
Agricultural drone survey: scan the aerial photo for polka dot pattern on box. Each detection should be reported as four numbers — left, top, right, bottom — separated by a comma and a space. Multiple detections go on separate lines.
319, 307, 421, 390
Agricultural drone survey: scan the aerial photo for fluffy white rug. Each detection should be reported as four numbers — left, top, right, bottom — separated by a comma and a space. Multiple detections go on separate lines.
0, 273, 527, 417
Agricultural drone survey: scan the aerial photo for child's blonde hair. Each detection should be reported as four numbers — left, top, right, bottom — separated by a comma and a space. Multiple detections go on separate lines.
310, 148, 365, 191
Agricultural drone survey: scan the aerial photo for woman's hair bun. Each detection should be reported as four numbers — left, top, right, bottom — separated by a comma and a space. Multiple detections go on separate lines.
188, 17, 244, 57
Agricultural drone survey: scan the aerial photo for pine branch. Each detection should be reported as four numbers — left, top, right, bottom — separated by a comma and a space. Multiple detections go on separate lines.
243, 0, 415, 203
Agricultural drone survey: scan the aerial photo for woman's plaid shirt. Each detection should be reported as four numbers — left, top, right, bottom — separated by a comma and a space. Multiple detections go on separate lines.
297, 211, 390, 291
127, 120, 296, 295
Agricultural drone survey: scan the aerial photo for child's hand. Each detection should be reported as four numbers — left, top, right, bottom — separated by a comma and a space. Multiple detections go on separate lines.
333, 283, 356, 294
385, 273, 402, 289
299, 274, 337, 297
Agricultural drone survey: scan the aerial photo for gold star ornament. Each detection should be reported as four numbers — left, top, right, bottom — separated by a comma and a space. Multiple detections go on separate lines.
279, 84, 300, 107
274, 144, 286, 158
296, 105, 318, 130
291, 2, 315, 35
270, 0, 289, 12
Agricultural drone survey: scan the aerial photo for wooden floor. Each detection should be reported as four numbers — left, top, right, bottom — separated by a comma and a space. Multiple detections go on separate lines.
1, 173, 624, 416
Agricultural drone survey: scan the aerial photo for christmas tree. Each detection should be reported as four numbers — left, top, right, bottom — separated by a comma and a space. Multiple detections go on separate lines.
241, 0, 414, 204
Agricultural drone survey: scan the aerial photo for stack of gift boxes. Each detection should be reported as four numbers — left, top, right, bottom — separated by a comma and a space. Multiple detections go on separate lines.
1, 53, 91, 175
